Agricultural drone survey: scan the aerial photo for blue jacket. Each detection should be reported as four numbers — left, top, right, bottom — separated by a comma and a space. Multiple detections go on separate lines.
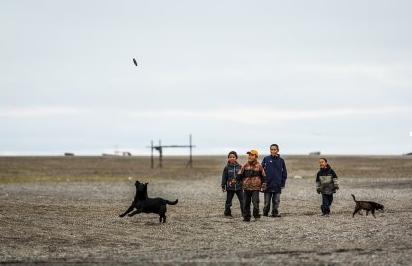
261, 155, 287, 193
221, 162, 242, 191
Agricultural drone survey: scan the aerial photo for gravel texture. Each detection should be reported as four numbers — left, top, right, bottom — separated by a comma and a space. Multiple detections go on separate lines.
1, 156, 412, 265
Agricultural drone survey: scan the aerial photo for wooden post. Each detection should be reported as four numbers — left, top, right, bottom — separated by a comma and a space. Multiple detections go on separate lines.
189, 134, 193, 168
148, 135, 195, 169
158, 139, 163, 168
186, 134, 193, 168
150, 140, 154, 169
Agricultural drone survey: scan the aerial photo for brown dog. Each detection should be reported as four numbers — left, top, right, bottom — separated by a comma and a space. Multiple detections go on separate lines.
351, 194, 384, 218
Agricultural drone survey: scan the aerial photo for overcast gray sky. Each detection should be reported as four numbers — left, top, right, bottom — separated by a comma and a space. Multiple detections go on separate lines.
1, 0, 411, 155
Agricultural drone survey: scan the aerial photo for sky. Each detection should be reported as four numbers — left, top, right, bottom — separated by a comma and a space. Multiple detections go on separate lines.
1, 0, 411, 155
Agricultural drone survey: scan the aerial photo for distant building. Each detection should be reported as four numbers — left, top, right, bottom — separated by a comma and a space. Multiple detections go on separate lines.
102, 151, 132, 157
64, 152, 75, 156
309, 151, 321, 156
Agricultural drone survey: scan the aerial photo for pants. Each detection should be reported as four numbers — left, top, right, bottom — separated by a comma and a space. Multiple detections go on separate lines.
243, 190, 260, 219
224, 190, 244, 215
263, 192, 280, 215
321, 194, 333, 214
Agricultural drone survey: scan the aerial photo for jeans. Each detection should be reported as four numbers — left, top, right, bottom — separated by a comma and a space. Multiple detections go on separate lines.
263, 192, 280, 215
321, 194, 333, 214
243, 190, 260, 219
224, 190, 244, 216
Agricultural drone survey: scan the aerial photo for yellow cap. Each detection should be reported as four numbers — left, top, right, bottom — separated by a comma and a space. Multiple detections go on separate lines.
246, 150, 258, 157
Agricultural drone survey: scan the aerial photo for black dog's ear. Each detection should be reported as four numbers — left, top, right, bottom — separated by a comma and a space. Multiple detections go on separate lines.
144, 182, 148, 185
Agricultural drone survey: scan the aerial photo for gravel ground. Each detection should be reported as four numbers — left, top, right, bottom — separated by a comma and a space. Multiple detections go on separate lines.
1, 156, 412, 265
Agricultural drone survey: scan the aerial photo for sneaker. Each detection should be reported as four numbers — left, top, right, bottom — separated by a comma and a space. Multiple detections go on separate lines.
270, 213, 281, 217
263, 213, 269, 217
243, 218, 251, 222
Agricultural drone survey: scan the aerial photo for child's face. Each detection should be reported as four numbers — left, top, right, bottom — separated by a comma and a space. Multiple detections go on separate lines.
248, 154, 257, 161
228, 154, 237, 164
270, 146, 279, 156
319, 159, 327, 168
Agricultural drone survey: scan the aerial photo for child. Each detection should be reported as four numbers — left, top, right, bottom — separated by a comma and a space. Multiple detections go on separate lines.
239, 149, 265, 222
261, 144, 287, 217
316, 158, 339, 216
221, 151, 243, 217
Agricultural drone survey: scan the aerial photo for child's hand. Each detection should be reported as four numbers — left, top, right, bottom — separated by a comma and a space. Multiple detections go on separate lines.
316, 187, 322, 194
261, 183, 267, 192
222, 186, 226, 192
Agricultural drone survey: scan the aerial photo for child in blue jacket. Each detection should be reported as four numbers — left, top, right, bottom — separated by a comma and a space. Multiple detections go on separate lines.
261, 144, 288, 217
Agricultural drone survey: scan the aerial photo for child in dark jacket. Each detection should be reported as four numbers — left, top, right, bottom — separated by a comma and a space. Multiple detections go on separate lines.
221, 151, 243, 217
316, 158, 339, 216
261, 144, 287, 217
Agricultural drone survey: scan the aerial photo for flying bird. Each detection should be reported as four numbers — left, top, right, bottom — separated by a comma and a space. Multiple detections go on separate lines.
132, 58, 138, 67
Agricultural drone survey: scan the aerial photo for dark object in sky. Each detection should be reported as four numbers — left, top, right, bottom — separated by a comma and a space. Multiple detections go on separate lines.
133, 58, 138, 67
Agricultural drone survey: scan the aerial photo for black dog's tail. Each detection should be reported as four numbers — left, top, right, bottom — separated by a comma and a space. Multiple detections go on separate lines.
166, 199, 178, 205
351, 194, 357, 202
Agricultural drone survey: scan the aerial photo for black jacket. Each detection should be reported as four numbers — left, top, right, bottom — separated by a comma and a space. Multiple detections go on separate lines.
221, 162, 242, 191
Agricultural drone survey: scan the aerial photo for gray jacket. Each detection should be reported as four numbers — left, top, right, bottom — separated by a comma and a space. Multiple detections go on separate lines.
316, 165, 338, 195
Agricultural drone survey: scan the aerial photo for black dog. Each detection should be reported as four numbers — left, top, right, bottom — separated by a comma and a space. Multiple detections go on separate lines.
351, 194, 384, 218
119, 180, 178, 223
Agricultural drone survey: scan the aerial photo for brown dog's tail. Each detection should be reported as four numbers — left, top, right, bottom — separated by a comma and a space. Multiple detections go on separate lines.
166, 199, 178, 205
351, 194, 357, 202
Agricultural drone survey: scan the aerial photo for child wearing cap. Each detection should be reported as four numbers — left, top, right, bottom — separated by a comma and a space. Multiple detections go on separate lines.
221, 151, 243, 217
239, 149, 266, 222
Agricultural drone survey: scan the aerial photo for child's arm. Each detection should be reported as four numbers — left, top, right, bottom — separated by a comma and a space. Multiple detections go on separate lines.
281, 159, 288, 188
260, 165, 266, 180
261, 157, 266, 170
316, 172, 321, 193
260, 165, 267, 190
221, 166, 228, 192
331, 169, 339, 190
238, 165, 245, 180
235, 165, 242, 180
